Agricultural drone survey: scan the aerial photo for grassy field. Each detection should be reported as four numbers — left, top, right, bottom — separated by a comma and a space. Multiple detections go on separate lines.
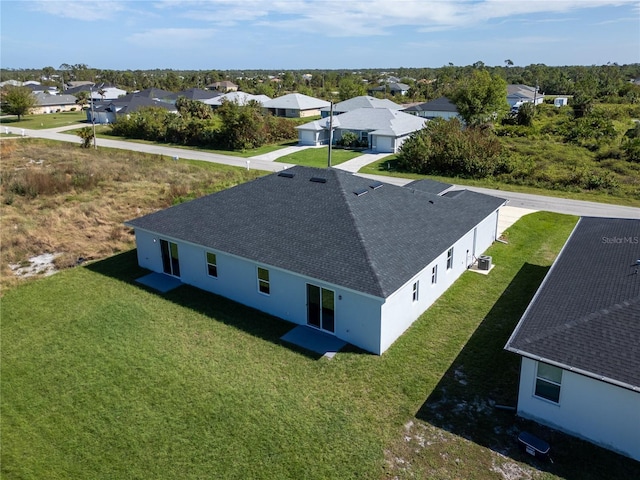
0, 138, 264, 292
276, 146, 362, 167
4, 211, 640, 479
0, 111, 87, 129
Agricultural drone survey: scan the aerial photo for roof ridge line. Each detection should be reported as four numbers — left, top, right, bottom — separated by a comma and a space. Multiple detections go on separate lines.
333, 169, 387, 298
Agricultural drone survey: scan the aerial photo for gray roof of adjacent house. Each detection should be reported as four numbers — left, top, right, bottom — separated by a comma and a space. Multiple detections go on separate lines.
203, 91, 271, 106
263, 93, 330, 110
34, 93, 77, 106
167, 88, 222, 101
126, 166, 505, 298
505, 217, 640, 391
369, 82, 410, 93
403, 96, 459, 114
296, 108, 428, 137
320, 96, 402, 113
507, 84, 539, 100
115, 96, 178, 114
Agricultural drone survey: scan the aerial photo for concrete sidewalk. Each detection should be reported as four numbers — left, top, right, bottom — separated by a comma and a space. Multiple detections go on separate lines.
334, 151, 393, 173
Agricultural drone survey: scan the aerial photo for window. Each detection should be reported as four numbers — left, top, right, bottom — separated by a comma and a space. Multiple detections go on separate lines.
257, 267, 270, 295
447, 247, 454, 270
412, 281, 419, 302
535, 362, 562, 403
431, 265, 438, 284
206, 252, 217, 277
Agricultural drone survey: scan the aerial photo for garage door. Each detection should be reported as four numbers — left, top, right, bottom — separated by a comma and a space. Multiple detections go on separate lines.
374, 135, 394, 153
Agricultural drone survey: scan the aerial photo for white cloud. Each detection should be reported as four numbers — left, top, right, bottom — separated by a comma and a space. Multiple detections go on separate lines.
127, 28, 217, 48
147, 0, 636, 35
30, 0, 128, 21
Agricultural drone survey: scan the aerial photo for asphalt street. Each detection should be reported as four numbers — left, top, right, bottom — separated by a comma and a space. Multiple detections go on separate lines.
5, 124, 639, 220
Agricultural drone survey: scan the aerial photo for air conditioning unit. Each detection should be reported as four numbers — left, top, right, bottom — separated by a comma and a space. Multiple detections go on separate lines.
478, 255, 492, 271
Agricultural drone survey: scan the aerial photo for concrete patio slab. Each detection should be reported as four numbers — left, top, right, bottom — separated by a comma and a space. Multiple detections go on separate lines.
281, 325, 347, 358
136, 272, 182, 293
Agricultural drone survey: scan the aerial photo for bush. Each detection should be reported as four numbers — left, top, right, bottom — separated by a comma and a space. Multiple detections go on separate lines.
397, 118, 509, 178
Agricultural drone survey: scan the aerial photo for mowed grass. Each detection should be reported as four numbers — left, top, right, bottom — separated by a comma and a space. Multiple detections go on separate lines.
5, 212, 640, 479
0, 111, 88, 129
276, 146, 362, 167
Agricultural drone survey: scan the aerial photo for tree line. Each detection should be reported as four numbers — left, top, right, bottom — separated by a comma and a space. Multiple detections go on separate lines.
2, 62, 638, 103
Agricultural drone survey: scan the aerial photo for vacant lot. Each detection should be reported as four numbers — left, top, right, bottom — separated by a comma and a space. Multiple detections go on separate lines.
0, 138, 263, 292
0, 111, 87, 129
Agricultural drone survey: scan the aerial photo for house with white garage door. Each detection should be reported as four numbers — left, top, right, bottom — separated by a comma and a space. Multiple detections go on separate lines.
296, 108, 427, 153
505, 216, 640, 461
126, 166, 506, 355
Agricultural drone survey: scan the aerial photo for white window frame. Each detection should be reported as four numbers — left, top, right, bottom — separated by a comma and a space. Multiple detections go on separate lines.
431, 265, 438, 284
206, 251, 218, 278
412, 281, 419, 302
446, 247, 454, 270
257, 267, 270, 295
534, 362, 562, 404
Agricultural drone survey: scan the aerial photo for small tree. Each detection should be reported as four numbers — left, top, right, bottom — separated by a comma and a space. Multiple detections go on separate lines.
516, 102, 535, 126
2, 86, 36, 120
76, 127, 95, 148
450, 70, 509, 126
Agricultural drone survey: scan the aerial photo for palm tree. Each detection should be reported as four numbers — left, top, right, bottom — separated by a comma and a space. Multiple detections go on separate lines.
75, 90, 90, 111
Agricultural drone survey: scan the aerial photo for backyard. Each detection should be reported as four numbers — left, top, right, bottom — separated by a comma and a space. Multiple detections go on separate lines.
3, 210, 639, 479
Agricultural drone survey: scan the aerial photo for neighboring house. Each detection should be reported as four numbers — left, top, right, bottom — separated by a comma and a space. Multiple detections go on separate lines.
207, 81, 239, 92
87, 95, 178, 124
320, 95, 402, 118
65, 83, 127, 100
167, 88, 222, 102
263, 93, 330, 118
25, 84, 59, 95
203, 91, 271, 108
32, 93, 77, 114
505, 217, 640, 461
553, 97, 569, 107
125, 166, 506, 355
296, 108, 427, 153
507, 84, 544, 109
368, 82, 410, 96
403, 96, 461, 121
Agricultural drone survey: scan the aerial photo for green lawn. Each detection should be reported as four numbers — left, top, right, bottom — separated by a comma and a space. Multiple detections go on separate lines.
0, 111, 88, 129
65, 125, 298, 159
3, 212, 639, 479
276, 146, 362, 167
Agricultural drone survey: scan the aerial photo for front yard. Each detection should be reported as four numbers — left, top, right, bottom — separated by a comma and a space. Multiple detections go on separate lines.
4, 211, 639, 479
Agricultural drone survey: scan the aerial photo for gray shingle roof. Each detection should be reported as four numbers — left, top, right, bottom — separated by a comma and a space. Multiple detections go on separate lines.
263, 93, 330, 110
296, 108, 427, 137
321, 96, 402, 113
405, 179, 453, 195
34, 93, 77, 106
403, 96, 459, 113
505, 217, 640, 390
126, 166, 505, 298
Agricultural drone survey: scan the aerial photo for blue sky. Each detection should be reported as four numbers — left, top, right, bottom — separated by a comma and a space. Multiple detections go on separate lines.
1, 1, 639, 70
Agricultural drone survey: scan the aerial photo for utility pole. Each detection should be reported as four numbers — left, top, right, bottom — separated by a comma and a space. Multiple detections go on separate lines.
90, 85, 97, 149
327, 101, 334, 167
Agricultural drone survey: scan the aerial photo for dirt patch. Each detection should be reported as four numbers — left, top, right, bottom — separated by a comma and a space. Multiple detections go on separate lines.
8, 252, 61, 277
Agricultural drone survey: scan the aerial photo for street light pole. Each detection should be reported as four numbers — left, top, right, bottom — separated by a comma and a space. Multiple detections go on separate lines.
327, 101, 333, 168
90, 86, 97, 149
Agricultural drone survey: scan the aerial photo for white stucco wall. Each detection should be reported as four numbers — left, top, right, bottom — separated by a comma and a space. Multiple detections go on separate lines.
517, 357, 640, 461
131, 206, 499, 355
133, 228, 385, 353
379, 208, 500, 353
